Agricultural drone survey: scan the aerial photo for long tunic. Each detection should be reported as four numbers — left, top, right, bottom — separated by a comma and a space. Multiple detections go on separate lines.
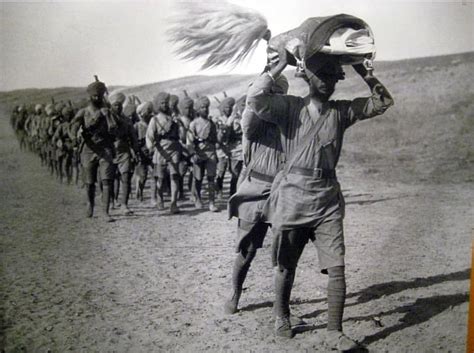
227, 105, 284, 223
246, 73, 393, 231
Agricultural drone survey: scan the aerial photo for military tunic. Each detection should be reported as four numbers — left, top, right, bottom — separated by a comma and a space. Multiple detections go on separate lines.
247, 73, 393, 231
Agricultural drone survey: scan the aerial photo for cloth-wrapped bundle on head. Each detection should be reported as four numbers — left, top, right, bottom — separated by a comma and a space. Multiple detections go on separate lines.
268, 14, 375, 75
179, 96, 194, 111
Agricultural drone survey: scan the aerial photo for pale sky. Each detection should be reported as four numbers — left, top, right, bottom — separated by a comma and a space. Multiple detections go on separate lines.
1, 0, 473, 91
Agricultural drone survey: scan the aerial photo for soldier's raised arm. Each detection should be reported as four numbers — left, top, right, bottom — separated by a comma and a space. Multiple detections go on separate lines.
341, 64, 394, 129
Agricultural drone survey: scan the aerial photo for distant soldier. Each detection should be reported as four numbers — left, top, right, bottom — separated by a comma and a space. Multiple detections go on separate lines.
225, 97, 245, 196
134, 101, 154, 201
175, 95, 195, 200
13, 105, 28, 151
110, 92, 140, 215
146, 92, 181, 214
69, 78, 118, 221
213, 96, 235, 199
187, 96, 219, 212
52, 105, 75, 183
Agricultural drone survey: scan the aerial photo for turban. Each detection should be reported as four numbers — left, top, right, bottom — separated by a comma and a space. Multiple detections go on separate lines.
62, 106, 73, 116
123, 104, 136, 118
195, 96, 210, 110
220, 97, 235, 110
169, 95, 179, 108
45, 104, 55, 116
109, 92, 126, 105
153, 92, 170, 111
55, 103, 65, 113
179, 96, 194, 110
34, 104, 44, 113
137, 102, 153, 116
272, 74, 289, 94
86, 81, 107, 96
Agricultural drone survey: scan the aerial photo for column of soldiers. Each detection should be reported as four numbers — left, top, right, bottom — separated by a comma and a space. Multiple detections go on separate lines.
9, 78, 246, 219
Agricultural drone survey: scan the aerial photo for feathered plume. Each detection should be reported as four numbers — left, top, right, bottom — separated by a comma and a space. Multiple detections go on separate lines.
167, 1, 270, 70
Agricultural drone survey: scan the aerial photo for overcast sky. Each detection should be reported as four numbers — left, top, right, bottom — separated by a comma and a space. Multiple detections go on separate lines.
1, 0, 473, 91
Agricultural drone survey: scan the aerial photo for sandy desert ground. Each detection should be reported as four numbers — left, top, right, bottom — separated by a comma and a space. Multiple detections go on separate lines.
1, 53, 473, 352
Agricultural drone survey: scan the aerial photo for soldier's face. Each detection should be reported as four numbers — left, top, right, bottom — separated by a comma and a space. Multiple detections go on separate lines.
90, 94, 103, 107
307, 71, 338, 100
111, 102, 123, 114
223, 106, 232, 117
182, 106, 194, 118
198, 106, 209, 118
158, 100, 170, 114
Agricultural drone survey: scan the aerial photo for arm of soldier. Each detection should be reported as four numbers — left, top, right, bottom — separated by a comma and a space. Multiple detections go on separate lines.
246, 73, 290, 127
145, 118, 157, 152
186, 121, 197, 155
241, 107, 263, 141
68, 112, 85, 143
52, 123, 62, 143
342, 64, 394, 128
128, 122, 141, 155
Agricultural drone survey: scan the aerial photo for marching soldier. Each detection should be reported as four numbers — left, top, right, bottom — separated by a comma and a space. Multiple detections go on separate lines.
213, 96, 235, 199
187, 96, 219, 212
225, 76, 289, 314
175, 95, 195, 200
110, 92, 140, 215
248, 48, 393, 350
69, 78, 118, 222
146, 92, 181, 214
134, 101, 154, 202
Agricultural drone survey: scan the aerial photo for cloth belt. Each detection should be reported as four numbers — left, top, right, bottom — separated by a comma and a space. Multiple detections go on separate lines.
288, 166, 336, 179
249, 170, 275, 183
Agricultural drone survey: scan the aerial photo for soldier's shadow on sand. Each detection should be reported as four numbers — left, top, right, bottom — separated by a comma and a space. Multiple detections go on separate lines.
354, 292, 469, 345
298, 269, 470, 345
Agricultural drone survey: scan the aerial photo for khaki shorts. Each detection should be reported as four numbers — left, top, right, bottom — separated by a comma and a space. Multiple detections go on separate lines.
235, 220, 269, 253
81, 148, 116, 184
272, 210, 345, 274
193, 157, 217, 180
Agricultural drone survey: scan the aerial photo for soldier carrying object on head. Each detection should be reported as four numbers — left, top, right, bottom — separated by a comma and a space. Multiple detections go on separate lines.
247, 16, 394, 349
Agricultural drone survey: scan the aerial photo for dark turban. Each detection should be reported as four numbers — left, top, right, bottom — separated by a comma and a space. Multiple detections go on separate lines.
86, 81, 107, 97
195, 96, 210, 110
